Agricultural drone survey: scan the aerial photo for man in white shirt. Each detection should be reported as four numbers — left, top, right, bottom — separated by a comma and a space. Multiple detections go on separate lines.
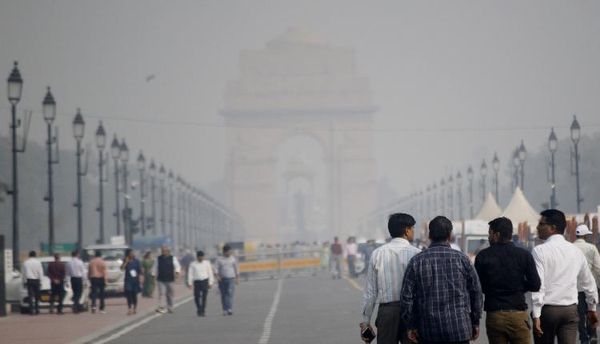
532, 209, 599, 344
573, 224, 600, 344
187, 251, 214, 317
67, 250, 85, 313
22, 250, 44, 315
346, 237, 358, 278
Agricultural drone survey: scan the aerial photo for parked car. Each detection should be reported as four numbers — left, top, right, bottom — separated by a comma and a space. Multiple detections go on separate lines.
83, 244, 128, 294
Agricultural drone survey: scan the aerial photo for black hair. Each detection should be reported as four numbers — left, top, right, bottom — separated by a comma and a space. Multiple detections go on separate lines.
223, 245, 231, 253
388, 213, 416, 238
540, 209, 567, 234
29, 250, 36, 257
95, 250, 102, 257
71, 250, 79, 257
488, 217, 513, 241
125, 248, 133, 257
197, 250, 204, 257
428, 216, 453, 242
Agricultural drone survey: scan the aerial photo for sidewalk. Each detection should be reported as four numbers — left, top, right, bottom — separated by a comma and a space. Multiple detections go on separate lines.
0, 282, 192, 344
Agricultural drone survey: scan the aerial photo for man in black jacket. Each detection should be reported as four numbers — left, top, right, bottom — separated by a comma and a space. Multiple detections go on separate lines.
475, 217, 541, 344
153, 246, 181, 314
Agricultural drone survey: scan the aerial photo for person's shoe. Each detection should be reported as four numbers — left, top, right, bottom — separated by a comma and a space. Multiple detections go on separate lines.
91, 307, 96, 314
57, 310, 64, 315
227, 309, 233, 316
127, 309, 133, 315
197, 310, 202, 317
156, 307, 166, 314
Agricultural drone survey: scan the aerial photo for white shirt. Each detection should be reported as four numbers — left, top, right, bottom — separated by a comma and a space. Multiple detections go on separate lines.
450, 243, 462, 251
22, 257, 44, 280
67, 257, 85, 278
187, 260, 215, 286
532, 234, 598, 318
574, 238, 600, 289
346, 243, 358, 256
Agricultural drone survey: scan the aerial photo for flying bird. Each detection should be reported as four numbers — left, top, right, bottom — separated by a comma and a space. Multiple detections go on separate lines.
145, 74, 156, 82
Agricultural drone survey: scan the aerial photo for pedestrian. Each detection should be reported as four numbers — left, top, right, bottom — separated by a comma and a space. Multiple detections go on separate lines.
330, 237, 343, 279
121, 249, 142, 315
532, 209, 599, 344
346, 237, 358, 278
216, 245, 239, 316
47, 253, 67, 315
142, 251, 155, 298
187, 250, 214, 317
400, 216, 483, 344
67, 250, 85, 313
88, 250, 107, 314
360, 213, 421, 344
154, 245, 181, 314
22, 250, 43, 315
574, 224, 600, 344
474, 217, 541, 344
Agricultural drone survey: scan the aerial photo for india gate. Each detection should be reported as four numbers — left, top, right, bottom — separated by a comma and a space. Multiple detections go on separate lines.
221, 28, 377, 242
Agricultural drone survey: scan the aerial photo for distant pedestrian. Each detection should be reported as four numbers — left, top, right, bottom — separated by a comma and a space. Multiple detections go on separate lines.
142, 251, 155, 298
154, 245, 181, 314
532, 209, 598, 344
330, 237, 343, 279
67, 250, 85, 313
216, 245, 239, 316
401, 216, 483, 344
47, 253, 67, 315
88, 250, 107, 314
573, 224, 600, 344
346, 237, 358, 278
474, 217, 541, 344
121, 249, 142, 315
180, 249, 194, 275
22, 250, 43, 315
187, 251, 214, 317
360, 213, 421, 344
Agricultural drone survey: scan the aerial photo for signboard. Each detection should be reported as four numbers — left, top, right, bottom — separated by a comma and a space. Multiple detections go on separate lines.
40, 243, 76, 254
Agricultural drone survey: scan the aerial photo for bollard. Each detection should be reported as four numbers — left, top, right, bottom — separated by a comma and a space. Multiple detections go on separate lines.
0, 235, 6, 316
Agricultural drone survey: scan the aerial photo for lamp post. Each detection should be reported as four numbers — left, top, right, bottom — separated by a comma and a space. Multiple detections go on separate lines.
73, 109, 86, 251
159, 165, 166, 235
168, 170, 174, 244
518, 140, 527, 190
480, 159, 487, 203
110, 135, 121, 236
512, 148, 520, 189
548, 128, 558, 209
571, 116, 582, 213
492, 153, 500, 203
456, 171, 463, 220
149, 160, 157, 235
120, 140, 130, 244
440, 178, 446, 215
137, 151, 146, 236
447, 174, 454, 219
7, 61, 23, 269
42, 87, 58, 254
95, 122, 107, 243
432, 182, 438, 215
425, 185, 431, 219
467, 166, 474, 218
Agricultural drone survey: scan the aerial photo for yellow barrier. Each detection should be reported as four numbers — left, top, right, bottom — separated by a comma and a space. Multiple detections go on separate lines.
239, 260, 278, 273
239, 257, 321, 273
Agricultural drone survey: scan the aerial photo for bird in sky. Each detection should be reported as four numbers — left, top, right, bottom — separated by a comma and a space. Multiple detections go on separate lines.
145, 74, 156, 82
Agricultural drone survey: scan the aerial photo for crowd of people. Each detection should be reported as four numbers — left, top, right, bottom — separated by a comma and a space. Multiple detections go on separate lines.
360, 210, 600, 344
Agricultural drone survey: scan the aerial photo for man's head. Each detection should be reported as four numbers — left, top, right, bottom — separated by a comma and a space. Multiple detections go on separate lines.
161, 245, 171, 256
333, 236, 339, 243
223, 245, 231, 257
388, 213, 416, 241
29, 250, 36, 258
94, 250, 102, 258
196, 250, 204, 262
428, 216, 453, 243
576, 224, 593, 240
53, 253, 60, 261
488, 217, 513, 245
537, 209, 566, 240
71, 250, 79, 258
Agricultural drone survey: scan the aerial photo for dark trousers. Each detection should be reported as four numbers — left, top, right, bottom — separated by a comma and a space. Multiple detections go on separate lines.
578, 292, 597, 344
347, 255, 357, 277
375, 302, 410, 344
193, 279, 209, 314
26, 279, 40, 314
125, 290, 138, 309
90, 278, 106, 311
534, 304, 578, 344
49, 282, 65, 312
71, 277, 83, 312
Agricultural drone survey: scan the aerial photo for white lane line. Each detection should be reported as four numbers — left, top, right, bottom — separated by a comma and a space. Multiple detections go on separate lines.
92, 296, 194, 344
258, 278, 284, 344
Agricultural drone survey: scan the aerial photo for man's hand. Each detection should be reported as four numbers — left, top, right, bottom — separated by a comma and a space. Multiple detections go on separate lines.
588, 310, 599, 327
235, 277, 240, 285
407, 329, 419, 343
359, 323, 373, 343
471, 326, 479, 340
533, 318, 543, 337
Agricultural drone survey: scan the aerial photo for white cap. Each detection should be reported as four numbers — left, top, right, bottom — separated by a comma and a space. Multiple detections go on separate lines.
576, 224, 593, 236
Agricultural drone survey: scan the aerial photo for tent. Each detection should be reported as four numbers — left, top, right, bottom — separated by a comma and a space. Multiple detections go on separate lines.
474, 192, 503, 221
502, 187, 540, 227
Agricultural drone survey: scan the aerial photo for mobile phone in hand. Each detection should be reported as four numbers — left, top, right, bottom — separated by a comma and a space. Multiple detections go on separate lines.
361, 327, 376, 342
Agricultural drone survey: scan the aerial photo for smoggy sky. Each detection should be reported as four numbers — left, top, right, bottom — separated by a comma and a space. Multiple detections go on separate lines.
1, 0, 599, 199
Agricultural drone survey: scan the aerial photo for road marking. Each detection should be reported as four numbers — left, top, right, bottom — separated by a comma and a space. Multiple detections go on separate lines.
91, 295, 194, 344
257, 278, 284, 344
344, 276, 364, 292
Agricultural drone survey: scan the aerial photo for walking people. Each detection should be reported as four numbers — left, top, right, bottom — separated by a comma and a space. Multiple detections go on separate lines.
154, 245, 181, 314
22, 250, 43, 315
216, 245, 239, 316
142, 251, 155, 298
67, 250, 85, 313
474, 217, 541, 344
346, 237, 358, 278
330, 237, 343, 279
121, 249, 142, 315
400, 216, 483, 344
532, 209, 599, 344
47, 253, 67, 314
88, 250, 107, 314
187, 250, 214, 317
360, 213, 421, 344
574, 224, 600, 344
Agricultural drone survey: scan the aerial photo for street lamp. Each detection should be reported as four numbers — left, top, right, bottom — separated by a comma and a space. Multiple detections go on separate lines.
456, 171, 463, 220
548, 128, 558, 209
43, 87, 59, 254
110, 135, 121, 235
518, 140, 527, 190
168, 170, 175, 244
432, 182, 438, 215
467, 166, 474, 218
149, 160, 157, 235
137, 151, 146, 236
95, 121, 107, 243
73, 109, 86, 251
447, 174, 454, 219
120, 139, 130, 244
480, 159, 488, 203
440, 177, 446, 215
492, 153, 500, 203
571, 115, 582, 212
159, 165, 166, 235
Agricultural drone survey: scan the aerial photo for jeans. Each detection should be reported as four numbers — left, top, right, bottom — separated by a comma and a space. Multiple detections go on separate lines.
330, 255, 343, 278
578, 292, 597, 344
125, 290, 138, 309
26, 279, 40, 314
90, 278, 106, 310
219, 278, 235, 311
70, 277, 83, 312
193, 279, 209, 314
347, 255, 357, 277
50, 282, 65, 312
157, 281, 174, 309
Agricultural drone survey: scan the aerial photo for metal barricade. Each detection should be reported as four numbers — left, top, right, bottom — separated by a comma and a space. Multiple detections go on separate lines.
237, 248, 322, 281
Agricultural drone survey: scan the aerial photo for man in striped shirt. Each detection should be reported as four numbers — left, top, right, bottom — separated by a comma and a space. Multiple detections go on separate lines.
360, 213, 421, 343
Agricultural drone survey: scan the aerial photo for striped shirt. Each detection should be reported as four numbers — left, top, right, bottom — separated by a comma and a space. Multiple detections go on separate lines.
361, 238, 421, 323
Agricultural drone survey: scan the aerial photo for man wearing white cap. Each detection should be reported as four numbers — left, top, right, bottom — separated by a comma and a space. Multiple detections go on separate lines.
574, 224, 600, 344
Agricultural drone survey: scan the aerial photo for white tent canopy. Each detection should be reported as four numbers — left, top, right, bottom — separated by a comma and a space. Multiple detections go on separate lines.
502, 187, 540, 226
474, 192, 503, 222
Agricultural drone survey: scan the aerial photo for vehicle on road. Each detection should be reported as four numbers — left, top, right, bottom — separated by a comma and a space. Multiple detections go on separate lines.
83, 243, 129, 294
